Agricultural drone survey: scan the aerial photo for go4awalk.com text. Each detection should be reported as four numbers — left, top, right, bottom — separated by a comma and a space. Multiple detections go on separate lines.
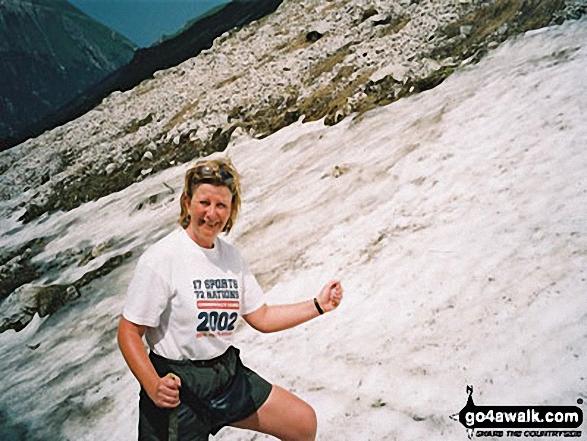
450, 386, 584, 439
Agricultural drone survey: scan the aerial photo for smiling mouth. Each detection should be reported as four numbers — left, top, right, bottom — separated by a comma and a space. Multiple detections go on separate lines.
198, 218, 220, 229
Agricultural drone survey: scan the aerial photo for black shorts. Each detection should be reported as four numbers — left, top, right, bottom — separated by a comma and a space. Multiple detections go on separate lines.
138, 346, 272, 441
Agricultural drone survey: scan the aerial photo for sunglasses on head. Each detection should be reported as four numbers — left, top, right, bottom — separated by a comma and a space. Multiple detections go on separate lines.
191, 163, 235, 187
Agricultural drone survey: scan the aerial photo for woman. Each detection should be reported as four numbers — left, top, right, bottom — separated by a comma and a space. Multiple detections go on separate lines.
118, 157, 343, 441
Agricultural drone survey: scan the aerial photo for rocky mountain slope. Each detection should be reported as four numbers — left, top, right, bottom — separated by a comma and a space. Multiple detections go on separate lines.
0, 0, 136, 144
0, 0, 584, 229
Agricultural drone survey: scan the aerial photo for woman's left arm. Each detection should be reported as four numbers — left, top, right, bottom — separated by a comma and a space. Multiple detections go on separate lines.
243, 280, 343, 333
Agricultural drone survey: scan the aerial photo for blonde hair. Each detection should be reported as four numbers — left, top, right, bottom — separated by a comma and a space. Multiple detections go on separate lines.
178, 158, 242, 233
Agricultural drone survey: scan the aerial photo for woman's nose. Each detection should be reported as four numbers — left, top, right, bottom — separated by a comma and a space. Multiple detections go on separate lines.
205, 205, 218, 218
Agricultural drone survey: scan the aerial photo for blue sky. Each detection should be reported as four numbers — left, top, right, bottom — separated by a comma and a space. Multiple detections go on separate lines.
69, 0, 230, 47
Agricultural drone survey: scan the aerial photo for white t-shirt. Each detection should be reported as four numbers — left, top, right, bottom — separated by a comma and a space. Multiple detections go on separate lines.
123, 227, 265, 360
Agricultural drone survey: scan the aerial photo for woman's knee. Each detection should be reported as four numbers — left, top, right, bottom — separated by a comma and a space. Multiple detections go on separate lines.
236, 385, 318, 441
295, 402, 317, 441
274, 393, 317, 441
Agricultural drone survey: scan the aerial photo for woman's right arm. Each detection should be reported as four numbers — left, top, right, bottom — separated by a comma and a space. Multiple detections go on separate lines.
117, 316, 181, 408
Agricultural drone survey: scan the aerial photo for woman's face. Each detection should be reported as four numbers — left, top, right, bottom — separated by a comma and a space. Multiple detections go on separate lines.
183, 183, 232, 248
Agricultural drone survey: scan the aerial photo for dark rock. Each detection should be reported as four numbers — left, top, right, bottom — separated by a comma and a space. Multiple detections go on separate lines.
360, 7, 379, 22
412, 66, 455, 92
0, 237, 49, 302
125, 113, 155, 134
306, 30, 324, 43
372, 14, 394, 26
207, 124, 239, 153
0, 284, 80, 333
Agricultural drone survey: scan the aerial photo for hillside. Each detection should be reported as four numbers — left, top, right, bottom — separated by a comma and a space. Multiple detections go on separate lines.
0, 0, 583, 225
0, 0, 284, 151
0, 0, 135, 142
0, 0, 586, 439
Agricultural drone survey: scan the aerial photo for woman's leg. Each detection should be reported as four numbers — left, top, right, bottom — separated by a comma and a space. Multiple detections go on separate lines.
230, 385, 317, 441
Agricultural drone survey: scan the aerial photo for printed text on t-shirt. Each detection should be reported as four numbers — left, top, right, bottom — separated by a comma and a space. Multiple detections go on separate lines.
192, 278, 239, 299
193, 278, 240, 338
